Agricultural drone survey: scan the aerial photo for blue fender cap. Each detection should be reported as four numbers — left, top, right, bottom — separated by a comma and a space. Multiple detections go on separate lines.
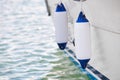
57, 42, 67, 50
78, 59, 90, 69
56, 3, 66, 12
76, 11, 89, 22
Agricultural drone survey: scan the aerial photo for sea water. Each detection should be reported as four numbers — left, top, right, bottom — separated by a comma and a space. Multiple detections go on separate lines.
0, 0, 91, 80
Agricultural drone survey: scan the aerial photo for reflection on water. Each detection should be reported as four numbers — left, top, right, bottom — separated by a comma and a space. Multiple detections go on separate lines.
0, 0, 90, 80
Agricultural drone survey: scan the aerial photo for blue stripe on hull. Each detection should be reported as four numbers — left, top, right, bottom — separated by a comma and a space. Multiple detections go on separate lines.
64, 47, 109, 80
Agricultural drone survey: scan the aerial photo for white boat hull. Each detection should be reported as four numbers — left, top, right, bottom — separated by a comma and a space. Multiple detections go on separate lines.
46, 0, 120, 79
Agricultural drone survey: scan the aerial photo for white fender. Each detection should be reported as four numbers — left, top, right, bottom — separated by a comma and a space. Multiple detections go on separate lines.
74, 11, 91, 69
54, 3, 68, 50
